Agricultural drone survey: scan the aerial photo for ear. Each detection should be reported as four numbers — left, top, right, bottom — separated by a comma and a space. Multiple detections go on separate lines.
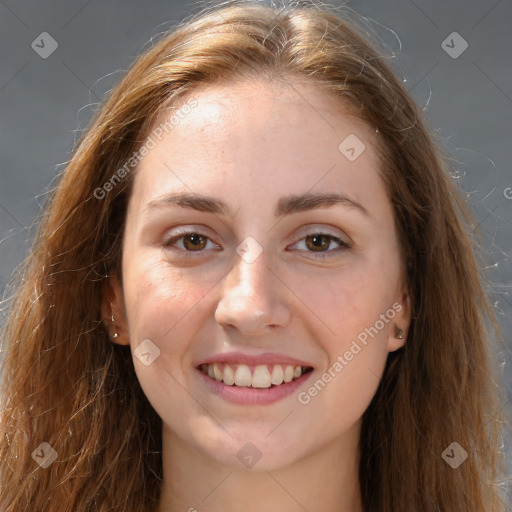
387, 285, 411, 353
101, 275, 130, 346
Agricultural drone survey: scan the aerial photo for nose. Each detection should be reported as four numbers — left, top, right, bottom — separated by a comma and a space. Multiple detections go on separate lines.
214, 247, 291, 336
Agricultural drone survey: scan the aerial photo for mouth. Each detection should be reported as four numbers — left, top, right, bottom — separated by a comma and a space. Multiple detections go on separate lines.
197, 362, 314, 389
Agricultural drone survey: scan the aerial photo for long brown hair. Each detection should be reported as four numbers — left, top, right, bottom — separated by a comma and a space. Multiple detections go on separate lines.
0, 1, 508, 510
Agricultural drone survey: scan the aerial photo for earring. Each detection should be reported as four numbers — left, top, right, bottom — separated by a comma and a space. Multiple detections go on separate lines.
395, 325, 404, 339
111, 303, 118, 339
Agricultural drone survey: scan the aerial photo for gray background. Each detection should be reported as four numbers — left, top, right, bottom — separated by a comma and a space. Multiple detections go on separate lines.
1, 0, 511, 491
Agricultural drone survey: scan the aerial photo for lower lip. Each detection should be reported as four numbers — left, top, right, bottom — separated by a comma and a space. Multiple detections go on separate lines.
197, 369, 313, 405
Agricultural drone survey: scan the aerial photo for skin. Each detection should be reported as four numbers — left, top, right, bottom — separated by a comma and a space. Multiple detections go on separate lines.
105, 77, 411, 512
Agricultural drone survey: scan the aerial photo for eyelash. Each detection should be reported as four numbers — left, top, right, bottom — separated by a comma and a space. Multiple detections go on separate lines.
162, 230, 351, 259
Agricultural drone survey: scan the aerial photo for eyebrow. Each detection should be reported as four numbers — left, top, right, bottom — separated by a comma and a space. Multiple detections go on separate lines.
145, 192, 370, 218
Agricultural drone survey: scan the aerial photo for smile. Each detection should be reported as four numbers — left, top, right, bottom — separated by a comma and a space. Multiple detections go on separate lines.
198, 362, 314, 388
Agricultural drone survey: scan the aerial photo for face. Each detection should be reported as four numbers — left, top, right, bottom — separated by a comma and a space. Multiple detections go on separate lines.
107, 78, 410, 470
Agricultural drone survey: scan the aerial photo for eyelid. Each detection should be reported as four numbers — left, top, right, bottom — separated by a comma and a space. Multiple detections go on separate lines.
286, 232, 351, 256
289, 223, 351, 245
162, 226, 351, 259
162, 228, 221, 256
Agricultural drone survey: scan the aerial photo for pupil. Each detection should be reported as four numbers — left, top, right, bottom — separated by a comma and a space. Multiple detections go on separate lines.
185, 234, 204, 250
308, 234, 328, 251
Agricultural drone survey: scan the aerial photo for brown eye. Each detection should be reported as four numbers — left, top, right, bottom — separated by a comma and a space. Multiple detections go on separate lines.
162, 230, 220, 257
305, 234, 332, 252
290, 231, 351, 257
182, 233, 207, 251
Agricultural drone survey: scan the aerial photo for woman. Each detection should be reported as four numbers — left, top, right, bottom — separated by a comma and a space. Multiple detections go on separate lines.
0, 1, 508, 510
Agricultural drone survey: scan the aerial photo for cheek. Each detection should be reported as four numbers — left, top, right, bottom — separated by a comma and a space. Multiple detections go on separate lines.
291, 253, 396, 418
296, 288, 391, 438
121, 257, 219, 426
123, 255, 216, 341
120, 254, 223, 407
289, 251, 399, 343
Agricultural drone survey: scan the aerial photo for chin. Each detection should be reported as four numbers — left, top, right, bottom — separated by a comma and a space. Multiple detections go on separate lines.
198, 433, 309, 471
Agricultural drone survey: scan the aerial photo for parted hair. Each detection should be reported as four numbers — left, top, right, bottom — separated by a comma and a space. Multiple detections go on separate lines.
0, 1, 508, 510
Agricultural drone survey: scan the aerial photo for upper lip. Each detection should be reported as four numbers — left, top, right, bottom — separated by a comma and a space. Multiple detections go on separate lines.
196, 351, 314, 368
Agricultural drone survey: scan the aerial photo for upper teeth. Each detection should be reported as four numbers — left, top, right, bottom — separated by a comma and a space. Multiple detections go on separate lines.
199, 363, 307, 388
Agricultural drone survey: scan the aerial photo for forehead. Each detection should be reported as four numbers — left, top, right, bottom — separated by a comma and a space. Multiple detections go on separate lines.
157, 78, 363, 142
129, 78, 387, 219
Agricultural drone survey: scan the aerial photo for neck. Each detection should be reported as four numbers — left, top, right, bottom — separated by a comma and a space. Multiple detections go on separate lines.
155, 421, 364, 512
